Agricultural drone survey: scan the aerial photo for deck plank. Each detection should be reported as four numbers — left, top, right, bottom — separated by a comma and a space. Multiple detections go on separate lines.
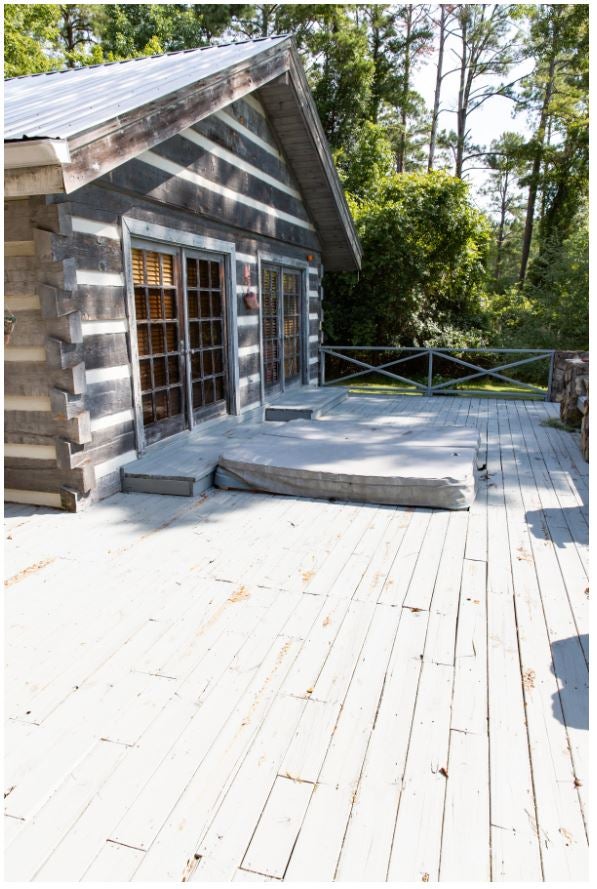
3, 393, 588, 883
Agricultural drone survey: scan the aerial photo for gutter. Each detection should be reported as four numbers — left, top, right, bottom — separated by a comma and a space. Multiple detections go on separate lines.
4, 138, 71, 168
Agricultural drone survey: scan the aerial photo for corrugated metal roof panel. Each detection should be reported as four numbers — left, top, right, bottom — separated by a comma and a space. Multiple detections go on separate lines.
4, 36, 289, 141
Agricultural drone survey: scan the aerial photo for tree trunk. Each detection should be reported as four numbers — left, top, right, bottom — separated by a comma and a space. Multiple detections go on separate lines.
454, 12, 468, 178
428, 5, 447, 172
370, 24, 382, 123
519, 48, 557, 284
397, 8, 412, 173
494, 171, 509, 284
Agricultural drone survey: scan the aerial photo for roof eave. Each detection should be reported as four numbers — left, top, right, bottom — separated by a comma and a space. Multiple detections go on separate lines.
258, 47, 362, 272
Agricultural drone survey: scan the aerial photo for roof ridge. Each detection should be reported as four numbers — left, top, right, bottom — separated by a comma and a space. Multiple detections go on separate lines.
5, 33, 292, 82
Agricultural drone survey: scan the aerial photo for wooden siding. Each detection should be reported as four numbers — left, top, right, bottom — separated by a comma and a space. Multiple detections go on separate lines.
4, 92, 324, 508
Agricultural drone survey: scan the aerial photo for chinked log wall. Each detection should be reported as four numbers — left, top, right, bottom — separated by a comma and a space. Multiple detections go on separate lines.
4, 93, 324, 510
4, 197, 94, 511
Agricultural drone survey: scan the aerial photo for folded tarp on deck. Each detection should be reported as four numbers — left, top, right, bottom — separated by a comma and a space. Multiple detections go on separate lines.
216, 430, 479, 509
259, 419, 482, 450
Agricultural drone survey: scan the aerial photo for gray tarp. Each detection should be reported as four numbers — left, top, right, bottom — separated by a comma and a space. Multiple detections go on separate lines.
216, 427, 479, 509
259, 419, 482, 450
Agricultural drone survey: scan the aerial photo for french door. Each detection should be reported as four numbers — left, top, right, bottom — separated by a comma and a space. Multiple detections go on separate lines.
131, 243, 228, 447
261, 264, 303, 395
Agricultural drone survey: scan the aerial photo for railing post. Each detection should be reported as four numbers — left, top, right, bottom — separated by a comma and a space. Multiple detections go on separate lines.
546, 349, 555, 401
319, 347, 325, 387
426, 350, 433, 396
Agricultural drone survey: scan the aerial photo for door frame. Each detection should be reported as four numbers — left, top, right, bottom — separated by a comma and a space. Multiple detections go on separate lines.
257, 251, 309, 404
122, 217, 240, 455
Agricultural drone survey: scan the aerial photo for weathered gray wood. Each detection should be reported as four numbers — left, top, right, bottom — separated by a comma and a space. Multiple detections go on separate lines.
5, 362, 84, 397
84, 430, 136, 468
4, 310, 46, 347
105, 157, 319, 251
4, 409, 86, 445
82, 334, 129, 371
5, 464, 93, 495
85, 377, 134, 419
60, 45, 293, 194
154, 133, 311, 223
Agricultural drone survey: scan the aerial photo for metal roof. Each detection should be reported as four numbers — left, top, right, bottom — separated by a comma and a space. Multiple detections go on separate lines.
4, 35, 289, 141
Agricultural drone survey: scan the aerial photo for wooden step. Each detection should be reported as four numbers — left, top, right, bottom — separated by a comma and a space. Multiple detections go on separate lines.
264, 388, 347, 422
121, 464, 215, 497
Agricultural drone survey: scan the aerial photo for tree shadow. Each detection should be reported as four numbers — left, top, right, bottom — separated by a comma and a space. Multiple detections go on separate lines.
551, 635, 589, 731
526, 507, 588, 548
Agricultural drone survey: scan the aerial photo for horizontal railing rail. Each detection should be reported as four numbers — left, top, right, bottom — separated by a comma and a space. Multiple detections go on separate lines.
320, 346, 555, 401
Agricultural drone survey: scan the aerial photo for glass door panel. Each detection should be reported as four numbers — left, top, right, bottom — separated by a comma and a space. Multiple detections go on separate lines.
283, 271, 301, 384
185, 254, 228, 422
132, 247, 187, 445
262, 264, 303, 393
262, 266, 282, 394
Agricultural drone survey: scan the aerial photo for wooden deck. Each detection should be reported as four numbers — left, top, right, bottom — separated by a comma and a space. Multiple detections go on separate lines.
4, 394, 589, 881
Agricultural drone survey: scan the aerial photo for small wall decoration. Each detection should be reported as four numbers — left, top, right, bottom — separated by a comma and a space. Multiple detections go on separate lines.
5, 308, 17, 345
242, 263, 259, 311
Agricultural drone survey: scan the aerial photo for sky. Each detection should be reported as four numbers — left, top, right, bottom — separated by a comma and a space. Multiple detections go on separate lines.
412, 10, 535, 211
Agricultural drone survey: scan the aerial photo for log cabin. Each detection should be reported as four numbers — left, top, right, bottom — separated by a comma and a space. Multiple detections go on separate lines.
4, 35, 361, 510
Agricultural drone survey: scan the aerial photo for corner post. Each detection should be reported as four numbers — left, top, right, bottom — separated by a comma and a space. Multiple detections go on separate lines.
546, 350, 556, 402
427, 349, 433, 396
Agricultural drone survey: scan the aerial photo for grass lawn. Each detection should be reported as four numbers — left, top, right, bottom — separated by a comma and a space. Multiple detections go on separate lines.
327, 374, 548, 399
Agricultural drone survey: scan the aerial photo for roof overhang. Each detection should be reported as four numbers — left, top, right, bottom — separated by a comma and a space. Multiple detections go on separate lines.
4, 39, 361, 271
5, 138, 71, 167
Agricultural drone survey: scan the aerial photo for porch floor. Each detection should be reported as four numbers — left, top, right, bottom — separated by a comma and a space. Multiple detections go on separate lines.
121, 385, 347, 496
4, 394, 589, 881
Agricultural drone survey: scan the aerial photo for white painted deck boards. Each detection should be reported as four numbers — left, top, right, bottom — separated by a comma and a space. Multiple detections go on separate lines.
4, 394, 588, 882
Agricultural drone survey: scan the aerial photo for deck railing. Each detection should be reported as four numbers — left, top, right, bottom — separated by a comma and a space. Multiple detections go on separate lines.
319, 346, 556, 400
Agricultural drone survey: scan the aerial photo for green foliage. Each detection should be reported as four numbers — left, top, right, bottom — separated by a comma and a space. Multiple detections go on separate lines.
307, 8, 374, 151
95, 4, 237, 59
333, 121, 395, 199
324, 172, 490, 346
3, 3, 588, 357
4, 4, 62, 77
484, 210, 588, 350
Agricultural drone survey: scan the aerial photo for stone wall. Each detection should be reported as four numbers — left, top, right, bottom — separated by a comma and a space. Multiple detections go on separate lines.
551, 352, 589, 463
549, 350, 589, 402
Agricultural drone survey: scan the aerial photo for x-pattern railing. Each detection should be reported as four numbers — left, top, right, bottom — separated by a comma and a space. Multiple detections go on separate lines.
320, 346, 555, 400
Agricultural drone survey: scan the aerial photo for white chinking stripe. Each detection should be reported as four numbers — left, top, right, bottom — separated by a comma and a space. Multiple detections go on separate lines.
309, 356, 319, 364
308, 266, 320, 277
5, 395, 51, 412
85, 364, 131, 385
5, 443, 57, 460
76, 270, 124, 287
238, 344, 260, 358
239, 372, 261, 388
309, 334, 319, 343
71, 217, 121, 240
139, 151, 315, 232
181, 128, 302, 199
236, 252, 256, 265
240, 93, 266, 117
237, 315, 259, 327
309, 312, 319, 321
214, 109, 284, 161
4, 489, 62, 508
90, 409, 134, 433
4, 347, 46, 362
95, 450, 137, 480
81, 320, 128, 336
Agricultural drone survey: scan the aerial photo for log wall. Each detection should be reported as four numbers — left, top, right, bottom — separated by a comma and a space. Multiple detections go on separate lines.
4, 197, 94, 510
4, 92, 324, 510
